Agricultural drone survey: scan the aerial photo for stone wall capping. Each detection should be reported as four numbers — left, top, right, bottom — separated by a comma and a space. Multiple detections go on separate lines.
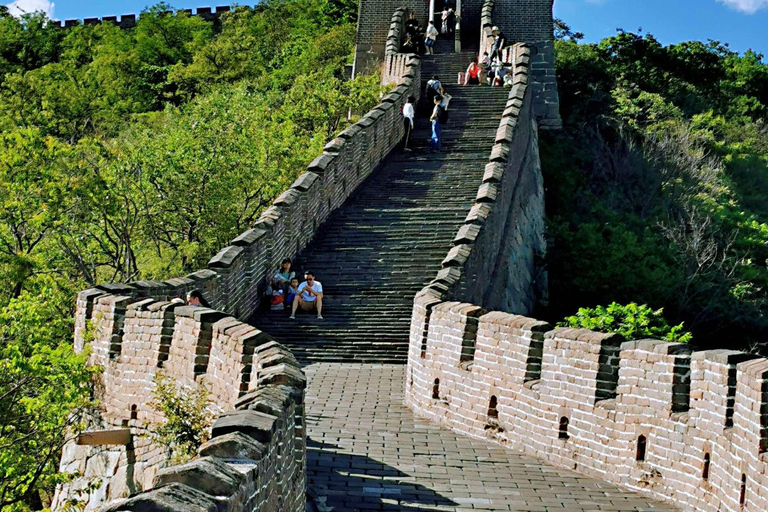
691, 349, 761, 365
292, 171, 320, 191
208, 245, 244, 269
414, 287, 444, 306
489, 143, 510, 163
307, 153, 336, 174
96, 283, 136, 294
231, 227, 267, 247
433, 267, 462, 287
476, 182, 498, 203
153, 457, 244, 497
100, 482, 218, 512
620, 339, 693, 355
212, 409, 278, 444
257, 363, 307, 389
274, 188, 301, 207
236, 385, 293, 412
163, 276, 195, 287
173, 306, 227, 324
126, 298, 156, 311
442, 245, 472, 268
147, 300, 173, 312
738, 357, 768, 378
546, 327, 624, 345
77, 287, 104, 302
324, 137, 346, 153
187, 269, 217, 281
454, 223, 481, 245
465, 203, 493, 226
198, 431, 267, 461
213, 316, 242, 334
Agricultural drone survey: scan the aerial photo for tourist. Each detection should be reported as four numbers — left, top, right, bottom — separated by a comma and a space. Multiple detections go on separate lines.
290, 271, 323, 320
187, 289, 210, 308
426, 75, 443, 107
493, 63, 511, 87
425, 21, 438, 54
272, 258, 295, 294
447, 8, 456, 34
401, 33, 416, 53
430, 95, 445, 151
404, 12, 419, 36
416, 25, 426, 54
491, 26, 506, 62
403, 95, 415, 151
441, 8, 450, 34
464, 61, 482, 86
286, 277, 299, 308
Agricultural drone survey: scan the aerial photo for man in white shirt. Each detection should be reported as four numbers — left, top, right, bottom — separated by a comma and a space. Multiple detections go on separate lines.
290, 271, 323, 320
425, 21, 438, 54
402, 95, 415, 151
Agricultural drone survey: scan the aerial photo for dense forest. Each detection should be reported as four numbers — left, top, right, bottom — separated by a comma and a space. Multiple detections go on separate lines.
543, 22, 768, 353
0, 1, 367, 509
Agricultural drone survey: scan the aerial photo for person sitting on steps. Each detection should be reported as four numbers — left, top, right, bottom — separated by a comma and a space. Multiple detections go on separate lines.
286, 277, 299, 308
464, 61, 482, 86
290, 271, 323, 320
272, 258, 296, 293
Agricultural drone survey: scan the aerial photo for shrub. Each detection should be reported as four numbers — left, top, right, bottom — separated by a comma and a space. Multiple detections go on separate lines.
559, 302, 693, 343
149, 373, 213, 466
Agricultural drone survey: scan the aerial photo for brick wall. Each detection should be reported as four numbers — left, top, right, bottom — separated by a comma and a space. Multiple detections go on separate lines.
54, 5, 243, 30
71, 54, 423, 350
60, 54, 423, 512
416, 44, 546, 318
479, 0, 561, 128
53, 295, 307, 512
406, 302, 768, 512
354, 0, 430, 74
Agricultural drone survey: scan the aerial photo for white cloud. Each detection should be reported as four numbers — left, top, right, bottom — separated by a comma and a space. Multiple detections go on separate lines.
5, 0, 55, 18
718, 0, 768, 14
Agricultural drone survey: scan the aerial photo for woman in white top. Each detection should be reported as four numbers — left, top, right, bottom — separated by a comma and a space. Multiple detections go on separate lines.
402, 95, 415, 151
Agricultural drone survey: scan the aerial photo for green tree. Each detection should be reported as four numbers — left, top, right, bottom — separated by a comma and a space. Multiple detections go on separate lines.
0, 292, 95, 511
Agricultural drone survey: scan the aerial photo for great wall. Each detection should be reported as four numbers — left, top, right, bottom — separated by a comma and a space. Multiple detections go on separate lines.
51, 2, 768, 512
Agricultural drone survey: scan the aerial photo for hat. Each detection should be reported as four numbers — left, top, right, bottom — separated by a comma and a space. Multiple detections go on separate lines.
492, 26, 499, 32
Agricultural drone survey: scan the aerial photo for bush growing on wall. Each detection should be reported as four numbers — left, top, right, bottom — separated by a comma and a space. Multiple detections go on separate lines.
148, 373, 213, 466
559, 302, 693, 343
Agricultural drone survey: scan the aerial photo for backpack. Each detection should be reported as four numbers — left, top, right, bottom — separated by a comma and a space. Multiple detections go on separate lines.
437, 104, 449, 124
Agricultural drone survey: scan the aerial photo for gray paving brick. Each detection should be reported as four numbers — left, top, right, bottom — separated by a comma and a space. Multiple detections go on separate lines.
304, 363, 678, 512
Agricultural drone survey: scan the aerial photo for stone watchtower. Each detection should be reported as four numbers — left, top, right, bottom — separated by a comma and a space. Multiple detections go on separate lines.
354, 0, 560, 128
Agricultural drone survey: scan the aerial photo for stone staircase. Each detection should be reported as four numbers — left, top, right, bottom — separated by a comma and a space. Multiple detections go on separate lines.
252, 45, 508, 364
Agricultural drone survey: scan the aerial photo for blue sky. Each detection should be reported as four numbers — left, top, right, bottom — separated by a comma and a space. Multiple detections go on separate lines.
5, 0, 768, 56
554, 0, 768, 56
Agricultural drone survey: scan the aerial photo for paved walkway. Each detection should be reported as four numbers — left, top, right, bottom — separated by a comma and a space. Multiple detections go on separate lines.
305, 364, 678, 512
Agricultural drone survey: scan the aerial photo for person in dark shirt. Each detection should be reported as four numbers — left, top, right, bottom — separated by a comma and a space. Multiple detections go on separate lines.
401, 33, 416, 53
404, 12, 419, 36
491, 26, 506, 62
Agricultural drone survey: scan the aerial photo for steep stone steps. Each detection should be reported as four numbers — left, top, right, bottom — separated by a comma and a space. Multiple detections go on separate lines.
251, 53, 508, 364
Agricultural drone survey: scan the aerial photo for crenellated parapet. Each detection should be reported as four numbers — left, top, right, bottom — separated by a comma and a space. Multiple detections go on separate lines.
478, 0, 561, 128
54, 292, 307, 511
70, 53, 422, 338
406, 301, 768, 512
58, 43, 423, 512
412, 43, 546, 319
54, 5, 240, 30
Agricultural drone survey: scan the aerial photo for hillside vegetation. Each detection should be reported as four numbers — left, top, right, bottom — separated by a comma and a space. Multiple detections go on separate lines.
0, 1, 369, 509
543, 25, 768, 352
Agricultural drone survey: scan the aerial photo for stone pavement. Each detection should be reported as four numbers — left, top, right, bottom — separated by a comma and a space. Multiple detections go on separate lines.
305, 364, 678, 512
